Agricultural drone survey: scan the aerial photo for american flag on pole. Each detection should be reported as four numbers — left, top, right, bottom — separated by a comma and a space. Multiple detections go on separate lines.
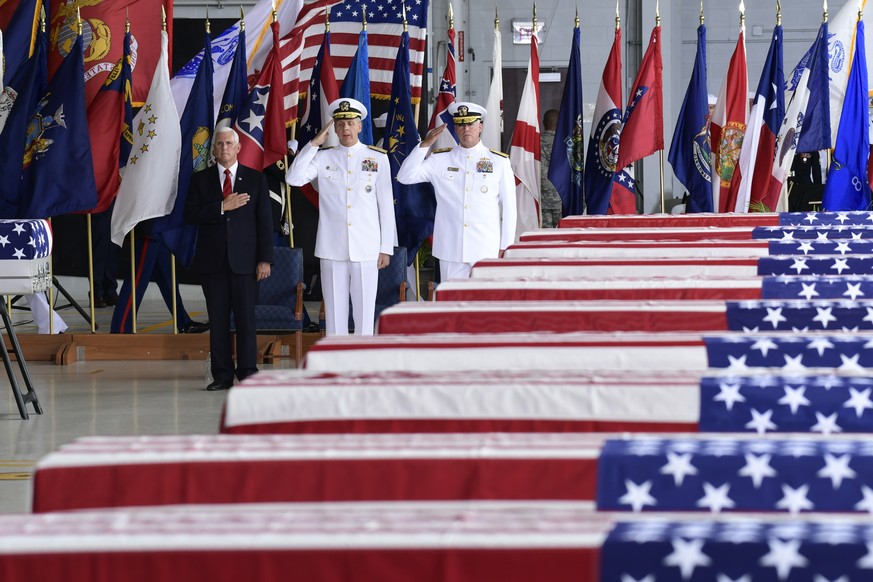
282, 0, 429, 116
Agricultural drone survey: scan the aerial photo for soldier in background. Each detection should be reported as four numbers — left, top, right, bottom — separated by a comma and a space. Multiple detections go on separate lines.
539, 109, 562, 228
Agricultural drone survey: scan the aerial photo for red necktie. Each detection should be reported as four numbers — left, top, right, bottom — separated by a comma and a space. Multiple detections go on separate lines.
223, 168, 232, 199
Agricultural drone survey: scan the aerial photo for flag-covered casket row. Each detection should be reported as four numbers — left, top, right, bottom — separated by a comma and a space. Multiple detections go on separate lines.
0, 219, 52, 294
19, 211, 873, 582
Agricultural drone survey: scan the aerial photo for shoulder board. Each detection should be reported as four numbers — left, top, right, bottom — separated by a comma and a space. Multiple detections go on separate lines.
318, 146, 334, 151
432, 148, 452, 154
368, 145, 387, 154
490, 149, 509, 158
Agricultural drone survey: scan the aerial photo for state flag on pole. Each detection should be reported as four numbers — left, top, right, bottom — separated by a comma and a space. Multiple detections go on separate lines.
0, 16, 45, 218
796, 18, 831, 154
710, 29, 748, 213
426, 24, 457, 150
768, 24, 823, 211
216, 25, 247, 130
339, 27, 374, 146
386, 31, 435, 264
616, 25, 662, 170
730, 24, 784, 213
824, 18, 872, 211
509, 33, 541, 237
154, 31, 214, 267
583, 26, 622, 216
481, 23, 503, 151
236, 20, 287, 169
170, 0, 303, 120
548, 23, 584, 217
668, 22, 711, 213
296, 29, 338, 151
19, 32, 97, 218
87, 30, 133, 214
110, 30, 181, 246
0, 0, 40, 87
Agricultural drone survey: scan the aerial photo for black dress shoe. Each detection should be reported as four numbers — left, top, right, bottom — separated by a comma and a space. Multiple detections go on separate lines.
206, 379, 233, 391
181, 321, 210, 334
104, 295, 119, 306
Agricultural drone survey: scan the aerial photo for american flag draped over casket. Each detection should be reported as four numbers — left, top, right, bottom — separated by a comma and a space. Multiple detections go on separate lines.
0, 219, 52, 294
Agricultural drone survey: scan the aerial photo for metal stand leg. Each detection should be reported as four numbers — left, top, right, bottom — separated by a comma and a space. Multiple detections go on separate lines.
51, 276, 92, 326
0, 302, 42, 419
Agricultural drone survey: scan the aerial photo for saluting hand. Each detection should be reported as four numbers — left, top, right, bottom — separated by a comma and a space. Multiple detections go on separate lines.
311, 120, 334, 147
420, 124, 446, 148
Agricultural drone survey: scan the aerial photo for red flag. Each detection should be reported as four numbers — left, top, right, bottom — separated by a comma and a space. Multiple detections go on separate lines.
236, 22, 288, 169
509, 33, 541, 236
86, 32, 132, 213
236, 22, 285, 170
47, 0, 172, 107
710, 30, 748, 213
426, 25, 457, 150
616, 25, 663, 169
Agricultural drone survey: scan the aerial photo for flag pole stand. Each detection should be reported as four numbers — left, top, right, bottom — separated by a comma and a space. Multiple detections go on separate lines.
284, 155, 294, 248
129, 230, 137, 334
659, 150, 666, 214
171, 254, 178, 334
86, 214, 96, 333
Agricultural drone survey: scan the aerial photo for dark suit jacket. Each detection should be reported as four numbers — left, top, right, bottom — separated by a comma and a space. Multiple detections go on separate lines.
184, 163, 274, 275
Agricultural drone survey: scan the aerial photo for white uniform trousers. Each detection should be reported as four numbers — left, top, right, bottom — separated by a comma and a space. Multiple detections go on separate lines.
25, 293, 67, 334
439, 260, 474, 283
321, 259, 378, 336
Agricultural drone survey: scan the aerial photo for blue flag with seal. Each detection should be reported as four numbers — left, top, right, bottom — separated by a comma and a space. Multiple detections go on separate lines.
339, 28, 373, 146
824, 18, 871, 211
18, 32, 97, 218
1, 0, 40, 87
386, 31, 435, 265
154, 31, 214, 266
547, 24, 584, 217
0, 20, 45, 218
668, 23, 711, 213
796, 20, 831, 153
216, 25, 246, 129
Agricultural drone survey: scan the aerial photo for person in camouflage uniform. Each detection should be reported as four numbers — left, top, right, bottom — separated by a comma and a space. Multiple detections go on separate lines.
540, 109, 563, 228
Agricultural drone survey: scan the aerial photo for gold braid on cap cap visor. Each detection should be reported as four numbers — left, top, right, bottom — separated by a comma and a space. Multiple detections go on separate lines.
333, 111, 362, 119
452, 115, 481, 125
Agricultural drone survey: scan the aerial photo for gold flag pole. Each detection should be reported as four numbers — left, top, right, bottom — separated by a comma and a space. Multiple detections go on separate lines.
656, 0, 665, 214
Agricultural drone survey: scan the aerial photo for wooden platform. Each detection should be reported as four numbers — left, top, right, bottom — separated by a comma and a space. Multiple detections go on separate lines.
3, 333, 322, 366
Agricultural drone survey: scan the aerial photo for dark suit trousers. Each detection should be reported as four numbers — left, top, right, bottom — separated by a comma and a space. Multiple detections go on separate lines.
201, 258, 258, 383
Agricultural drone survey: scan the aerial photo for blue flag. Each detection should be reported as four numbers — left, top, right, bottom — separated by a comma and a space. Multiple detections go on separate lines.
216, 26, 247, 129
823, 19, 871, 211
1, 0, 40, 87
797, 21, 831, 153
668, 23, 711, 213
0, 21, 45, 218
386, 31, 435, 265
297, 31, 336, 150
154, 32, 214, 266
339, 29, 373, 146
547, 25, 584, 217
18, 32, 97, 218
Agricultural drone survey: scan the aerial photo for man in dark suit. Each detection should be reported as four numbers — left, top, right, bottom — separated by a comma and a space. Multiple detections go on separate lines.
185, 127, 273, 391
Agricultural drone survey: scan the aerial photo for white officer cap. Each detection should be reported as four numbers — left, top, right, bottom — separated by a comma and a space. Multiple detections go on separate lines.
448, 102, 486, 125
329, 98, 368, 121
373, 112, 388, 129
707, 93, 717, 106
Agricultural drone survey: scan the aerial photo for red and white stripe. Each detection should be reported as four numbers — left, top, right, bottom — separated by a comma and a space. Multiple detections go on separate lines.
558, 212, 777, 229
470, 256, 761, 279
504, 240, 770, 259
509, 35, 541, 237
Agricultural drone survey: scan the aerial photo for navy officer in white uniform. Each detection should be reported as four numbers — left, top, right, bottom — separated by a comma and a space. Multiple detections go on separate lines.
397, 102, 516, 281
285, 98, 395, 336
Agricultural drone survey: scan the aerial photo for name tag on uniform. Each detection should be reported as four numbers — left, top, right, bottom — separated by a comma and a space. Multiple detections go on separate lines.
476, 159, 493, 173
362, 158, 378, 172
447, 167, 459, 172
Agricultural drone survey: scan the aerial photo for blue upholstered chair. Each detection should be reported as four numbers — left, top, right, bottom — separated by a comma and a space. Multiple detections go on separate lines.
234, 246, 305, 365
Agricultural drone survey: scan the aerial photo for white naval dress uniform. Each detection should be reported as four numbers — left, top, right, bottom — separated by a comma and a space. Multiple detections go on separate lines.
286, 141, 395, 336
397, 141, 517, 280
